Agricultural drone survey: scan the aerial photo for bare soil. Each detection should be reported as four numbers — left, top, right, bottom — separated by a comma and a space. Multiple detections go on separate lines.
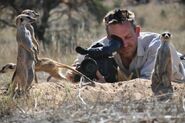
0, 78, 185, 123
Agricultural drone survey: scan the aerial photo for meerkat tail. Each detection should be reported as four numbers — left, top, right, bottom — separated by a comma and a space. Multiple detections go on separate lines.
57, 63, 94, 83
0, 63, 16, 73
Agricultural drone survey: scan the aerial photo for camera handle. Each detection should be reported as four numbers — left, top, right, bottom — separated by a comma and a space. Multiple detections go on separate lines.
76, 35, 123, 58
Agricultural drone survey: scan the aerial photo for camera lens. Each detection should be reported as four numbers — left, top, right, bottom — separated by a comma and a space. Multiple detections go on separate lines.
80, 58, 98, 79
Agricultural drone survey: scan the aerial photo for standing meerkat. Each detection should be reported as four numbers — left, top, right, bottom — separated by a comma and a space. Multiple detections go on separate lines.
151, 32, 173, 95
21, 9, 40, 87
9, 14, 37, 96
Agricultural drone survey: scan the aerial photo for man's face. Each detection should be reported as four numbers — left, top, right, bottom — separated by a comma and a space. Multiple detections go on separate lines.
107, 22, 140, 59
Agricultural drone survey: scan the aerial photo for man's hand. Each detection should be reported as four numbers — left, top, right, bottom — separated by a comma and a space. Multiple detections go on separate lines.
65, 66, 79, 83
66, 65, 106, 83
96, 70, 106, 83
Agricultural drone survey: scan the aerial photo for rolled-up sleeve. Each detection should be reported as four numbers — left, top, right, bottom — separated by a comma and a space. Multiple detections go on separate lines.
140, 55, 156, 79
140, 39, 160, 79
170, 45, 185, 81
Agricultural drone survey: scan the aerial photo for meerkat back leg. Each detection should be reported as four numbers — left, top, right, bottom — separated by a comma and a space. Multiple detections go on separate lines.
21, 68, 29, 93
34, 73, 38, 83
162, 74, 171, 87
56, 68, 68, 80
47, 69, 67, 82
9, 80, 17, 97
162, 61, 172, 88
9, 71, 26, 97
58, 72, 68, 80
9, 72, 17, 97
47, 76, 52, 82
151, 73, 160, 93
27, 68, 34, 89
47, 73, 67, 82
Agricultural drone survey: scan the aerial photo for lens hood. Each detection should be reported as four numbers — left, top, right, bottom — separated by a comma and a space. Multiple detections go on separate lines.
80, 58, 98, 79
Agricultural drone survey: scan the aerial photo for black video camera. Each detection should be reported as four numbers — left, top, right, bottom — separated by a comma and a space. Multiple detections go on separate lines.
75, 35, 123, 82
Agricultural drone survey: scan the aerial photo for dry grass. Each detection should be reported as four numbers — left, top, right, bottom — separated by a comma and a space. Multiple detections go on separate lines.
132, 2, 185, 52
0, 78, 185, 122
0, 2, 185, 123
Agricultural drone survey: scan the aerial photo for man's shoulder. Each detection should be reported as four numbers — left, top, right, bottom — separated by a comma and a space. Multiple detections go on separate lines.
139, 32, 160, 45
138, 32, 161, 53
140, 32, 160, 41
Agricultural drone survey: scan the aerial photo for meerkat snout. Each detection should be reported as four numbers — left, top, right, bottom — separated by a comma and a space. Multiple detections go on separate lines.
161, 32, 171, 40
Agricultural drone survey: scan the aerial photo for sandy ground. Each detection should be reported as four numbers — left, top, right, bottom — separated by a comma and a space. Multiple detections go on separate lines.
31, 78, 185, 103
0, 78, 185, 123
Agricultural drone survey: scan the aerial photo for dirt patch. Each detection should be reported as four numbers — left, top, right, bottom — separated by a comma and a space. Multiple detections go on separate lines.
0, 78, 185, 123
31, 78, 185, 103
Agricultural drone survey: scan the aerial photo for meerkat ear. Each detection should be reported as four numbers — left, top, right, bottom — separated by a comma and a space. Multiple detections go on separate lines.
16, 17, 23, 25
33, 10, 39, 16
16, 16, 20, 25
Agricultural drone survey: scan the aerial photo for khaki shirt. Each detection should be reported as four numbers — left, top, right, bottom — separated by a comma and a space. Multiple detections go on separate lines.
75, 32, 185, 82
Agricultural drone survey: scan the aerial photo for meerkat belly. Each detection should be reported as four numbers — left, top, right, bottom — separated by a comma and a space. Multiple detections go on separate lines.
25, 29, 32, 43
157, 44, 171, 75
17, 48, 34, 72
17, 48, 27, 62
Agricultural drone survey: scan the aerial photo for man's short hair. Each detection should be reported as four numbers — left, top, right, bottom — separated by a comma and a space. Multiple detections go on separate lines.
103, 8, 136, 29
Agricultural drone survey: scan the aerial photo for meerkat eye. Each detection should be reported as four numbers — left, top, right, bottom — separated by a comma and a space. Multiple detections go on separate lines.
162, 33, 165, 37
20, 18, 23, 22
27, 16, 31, 20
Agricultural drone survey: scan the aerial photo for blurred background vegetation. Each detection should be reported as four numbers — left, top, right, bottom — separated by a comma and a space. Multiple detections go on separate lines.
0, 0, 185, 64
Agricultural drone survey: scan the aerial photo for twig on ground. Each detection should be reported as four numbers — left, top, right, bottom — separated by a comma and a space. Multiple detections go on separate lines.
78, 77, 87, 105
182, 96, 185, 112
12, 99, 26, 114
34, 97, 38, 109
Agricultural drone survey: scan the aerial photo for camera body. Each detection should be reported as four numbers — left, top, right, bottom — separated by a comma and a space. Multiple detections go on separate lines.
75, 55, 118, 82
75, 35, 123, 82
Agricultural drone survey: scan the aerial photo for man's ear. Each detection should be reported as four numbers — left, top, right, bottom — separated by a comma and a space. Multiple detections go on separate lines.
135, 25, 141, 37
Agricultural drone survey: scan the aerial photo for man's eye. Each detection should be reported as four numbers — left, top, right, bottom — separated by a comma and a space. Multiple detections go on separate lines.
125, 36, 131, 39
110, 35, 122, 41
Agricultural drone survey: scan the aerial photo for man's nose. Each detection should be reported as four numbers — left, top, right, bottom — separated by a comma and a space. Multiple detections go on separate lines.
123, 40, 128, 47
